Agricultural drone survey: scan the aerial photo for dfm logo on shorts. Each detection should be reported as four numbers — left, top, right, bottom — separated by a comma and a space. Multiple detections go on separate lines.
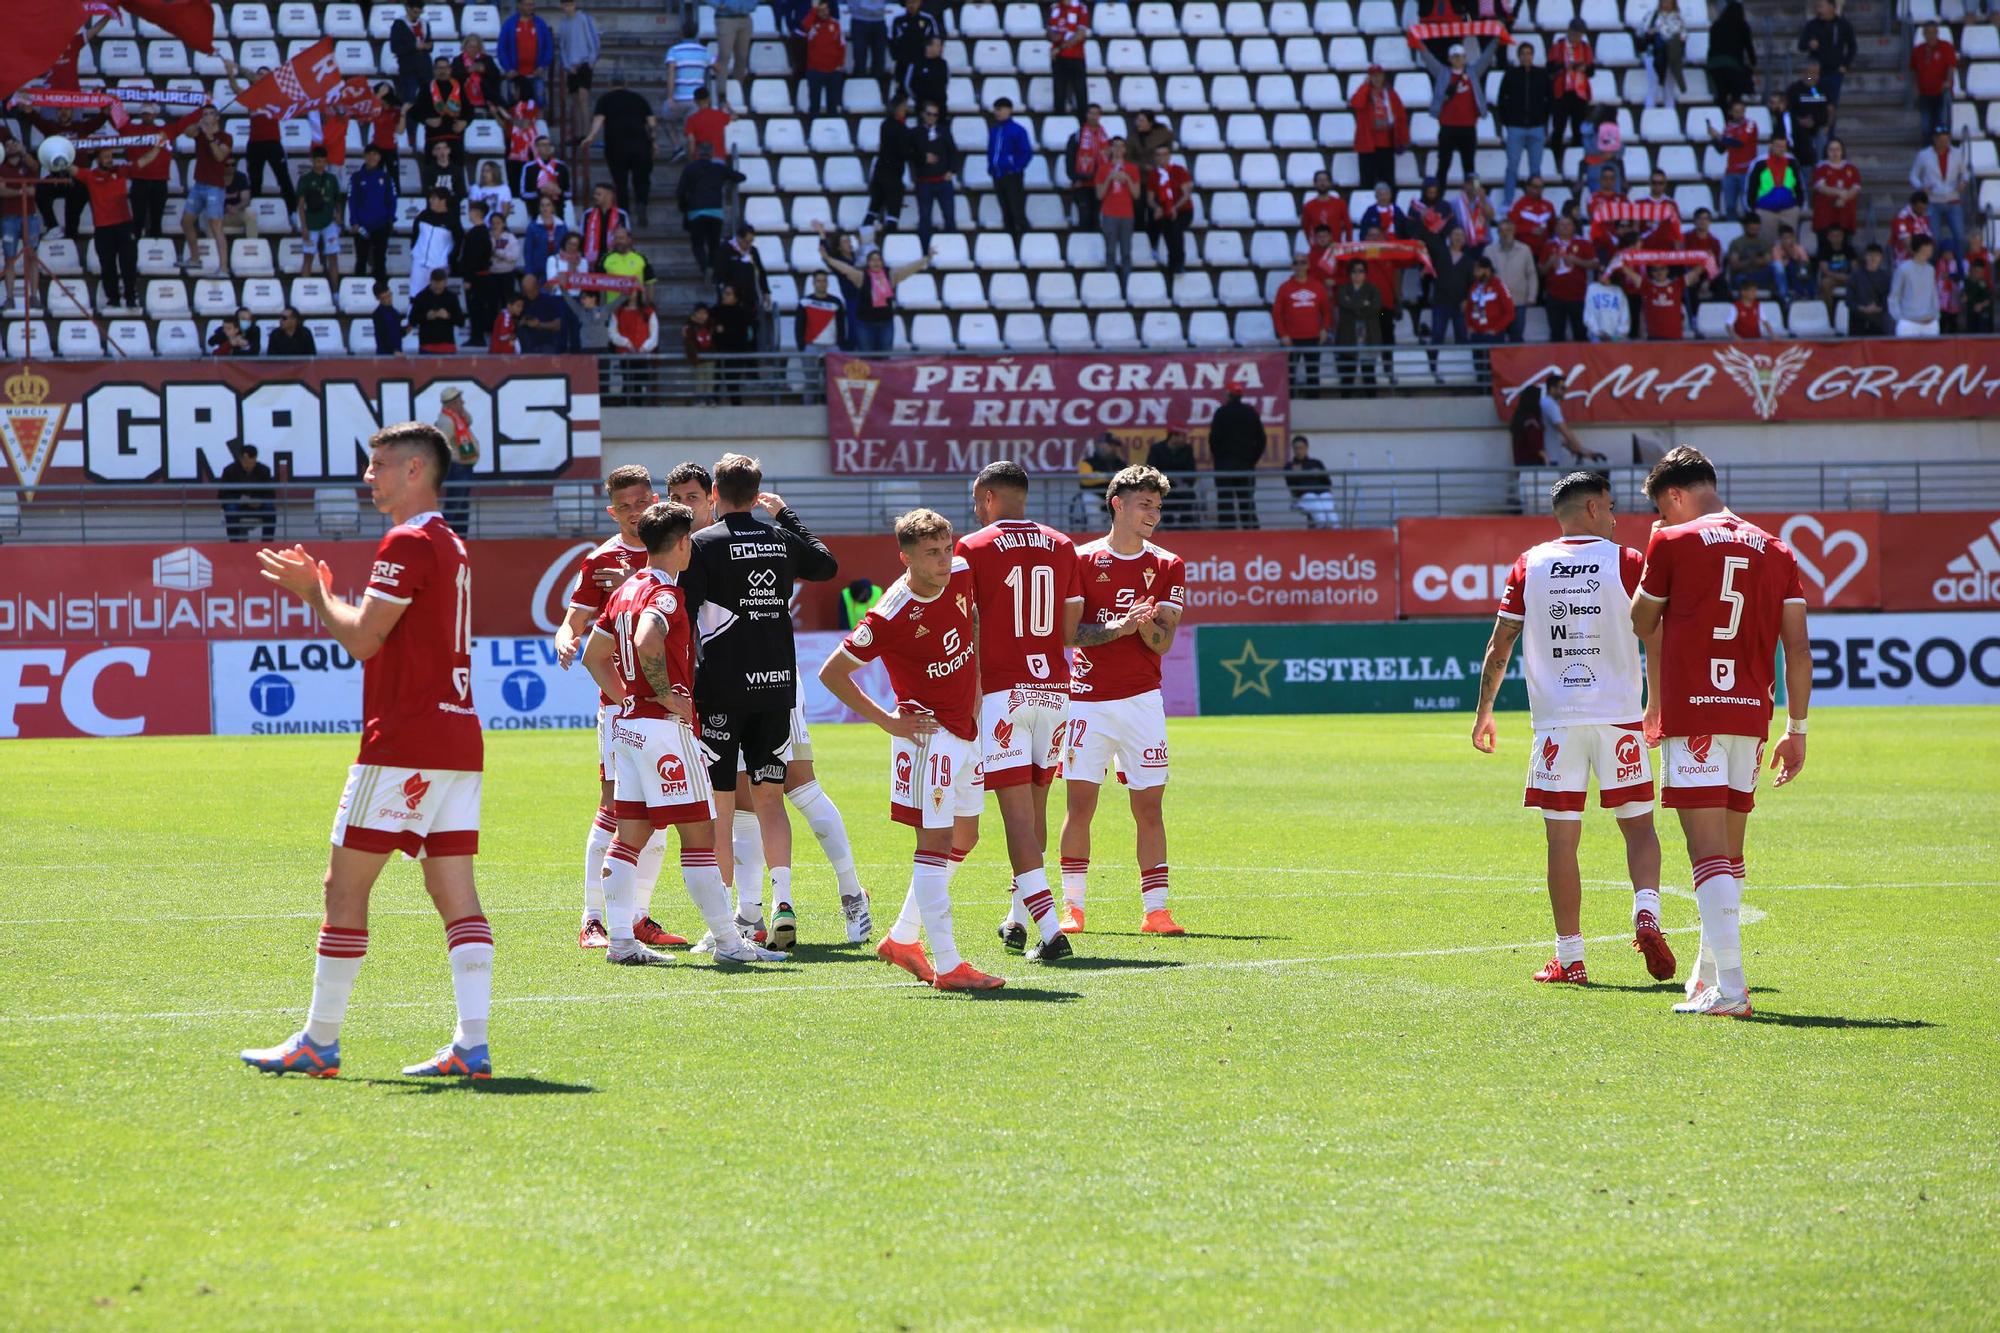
894, 751, 913, 795
658, 753, 688, 797
1614, 731, 1643, 781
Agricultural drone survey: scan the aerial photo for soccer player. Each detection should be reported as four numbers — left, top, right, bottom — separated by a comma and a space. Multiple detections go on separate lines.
1472, 471, 1672, 986
241, 422, 493, 1080
955, 460, 1086, 962
1631, 446, 1810, 1018
672, 461, 872, 944
553, 464, 690, 952
818, 509, 1005, 991
580, 502, 789, 965
678, 454, 839, 952
1059, 465, 1186, 936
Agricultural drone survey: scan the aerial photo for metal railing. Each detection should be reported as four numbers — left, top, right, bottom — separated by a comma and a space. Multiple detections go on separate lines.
4, 459, 1997, 546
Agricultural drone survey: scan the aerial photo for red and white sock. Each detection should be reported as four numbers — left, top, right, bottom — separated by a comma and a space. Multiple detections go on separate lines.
305, 923, 367, 1044
1691, 855, 1744, 995
891, 850, 945, 947
678, 846, 735, 938
1013, 867, 1059, 943
583, 809, 615, 922
917, 852, 962, 971
1060, 857, 1088, 910
1730, 856, 1747, 886
1140, 863, 1170, 913
602, 838, 643, 942
634, 831, 666, 921
444, 914, 494, 1049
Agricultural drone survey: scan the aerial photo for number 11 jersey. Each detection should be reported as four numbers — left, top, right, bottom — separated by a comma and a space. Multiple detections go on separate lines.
359, 511, 483, 771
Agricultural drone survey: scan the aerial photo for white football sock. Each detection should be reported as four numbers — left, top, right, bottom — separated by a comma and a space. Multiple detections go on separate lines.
1059, 856, 1088, 909
678, 848, 736, 937
602, 839, 642, 942
891, 851, 945, 944
1013, 867, 1060, 943
1632, 887, 1662, 922
732, 808, 763, 919
1556, 933, 1585, 966
771, 865, 793, 912
583, 810, 614, 921
914, 854, 961, 972
305, 924, 367, 1044
788, 780, 864, 899
1693, 858, 1745, 996
444, 915, 494, 1049
1140, 863, 1170, 912
634, 830, 666, 921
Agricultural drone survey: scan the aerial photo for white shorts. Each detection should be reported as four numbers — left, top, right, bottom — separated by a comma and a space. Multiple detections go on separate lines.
597, 704, 616, 783
891, 728, 984, 830
1661, 733, 1764, 813
1064, 690, 1169, 791
735, 703, 814, 775
331, 764, 481, 859
304, 223, 341, 255
610, 714, 717, 827
981, 686, 1069, 790
1523, 721, 1655, 821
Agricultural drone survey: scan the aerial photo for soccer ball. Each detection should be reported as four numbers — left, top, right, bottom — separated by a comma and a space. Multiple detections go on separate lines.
37, 136, 75, 175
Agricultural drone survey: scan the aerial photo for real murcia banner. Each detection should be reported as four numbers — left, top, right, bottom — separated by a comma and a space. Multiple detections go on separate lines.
1489, 338, 2000, 424
825, 351, 1290, 474
0, 357, 600, 491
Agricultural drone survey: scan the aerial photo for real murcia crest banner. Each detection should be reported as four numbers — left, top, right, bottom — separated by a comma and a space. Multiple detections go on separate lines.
0, 368, 67, 496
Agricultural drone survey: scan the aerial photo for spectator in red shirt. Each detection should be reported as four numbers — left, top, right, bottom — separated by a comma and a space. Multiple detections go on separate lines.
1706, 99, 1758, 219
1464, 254, 1515, 377
1681, 205, 1724, 311
1145, 143, 1194, 277
1420, 40, 1498, 186
122, 102, 193, 240
74, 146, 148, 312
1095, 136, 1141, 288
1549, 20, 1595, 152
1349, 66, 1409, 192
1891, 189, 1934, 262
1539, 214, 1598, 341
223, 60, 301, 213
1507, 174, 1557, 257
1300, 170, 1351, 248
1047, 0, 1090, 117
1811, 137, 1860, 236
684, 87, 731, 162
799, 0, 848, 122
180, 106, 235, 276
1636, 264, 1686, 340
1273, 253, 1333, 390
1909, 21, 1957, 145
1733, 281, 1773, 337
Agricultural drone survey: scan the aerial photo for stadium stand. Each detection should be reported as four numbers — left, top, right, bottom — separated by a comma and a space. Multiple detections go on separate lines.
0, 0, 1995, 358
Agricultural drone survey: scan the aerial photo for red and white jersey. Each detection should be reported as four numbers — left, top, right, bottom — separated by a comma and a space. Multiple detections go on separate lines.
591, 567, 695, 724
1638, 510, 1806, 739
956, 518, 1083, 692
359, 511, 483, 771
839, 560, 979, 741
1498, 534, 1646, 729
1071, 537, 1187, 702
568, 533, 646, 705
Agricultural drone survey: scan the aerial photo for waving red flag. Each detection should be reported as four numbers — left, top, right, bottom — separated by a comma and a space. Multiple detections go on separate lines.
1, 0, 85, 102
232, 37, 343, 118
118, 0, 217, 53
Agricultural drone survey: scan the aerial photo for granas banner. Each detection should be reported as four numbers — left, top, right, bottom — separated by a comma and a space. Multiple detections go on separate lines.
1398, 512, 1884, 617
824, 352, 1290, 474
0, 356, 601, 491
1488, 338, 2000, 424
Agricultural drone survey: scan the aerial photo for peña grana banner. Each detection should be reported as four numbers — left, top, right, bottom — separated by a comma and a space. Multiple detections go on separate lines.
823, 351, 1290, 474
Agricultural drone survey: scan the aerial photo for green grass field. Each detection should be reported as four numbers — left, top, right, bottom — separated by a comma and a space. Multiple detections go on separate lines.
2, 709, 1997, 1329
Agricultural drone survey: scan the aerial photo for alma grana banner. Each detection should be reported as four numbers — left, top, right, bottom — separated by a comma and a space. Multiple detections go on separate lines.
823, 352, 1290, 474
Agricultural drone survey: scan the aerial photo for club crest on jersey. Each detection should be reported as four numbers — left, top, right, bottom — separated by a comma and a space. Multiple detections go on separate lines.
658, 589, 678, 614
955, 592, 968, 616
930, 786, 945, 811
1142, 568, 1156, 588
849, 622, 874, 649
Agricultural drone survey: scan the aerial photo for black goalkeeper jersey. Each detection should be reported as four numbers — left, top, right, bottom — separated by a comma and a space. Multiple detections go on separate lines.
679, 507, 839, 712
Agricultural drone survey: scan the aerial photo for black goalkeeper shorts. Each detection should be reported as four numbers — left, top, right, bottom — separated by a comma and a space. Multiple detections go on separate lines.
701, 706, 793, 790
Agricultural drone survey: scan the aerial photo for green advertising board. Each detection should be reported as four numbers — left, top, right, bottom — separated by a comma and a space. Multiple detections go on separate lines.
1197, 621, 1529, 715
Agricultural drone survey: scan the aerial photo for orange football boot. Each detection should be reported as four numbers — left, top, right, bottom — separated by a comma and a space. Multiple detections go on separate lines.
877, 936, 937, 984
1140, 909, 1185, 935
932, 962, 1006, 991
633, 917, 690, 949
1532, 958, 1589, 984
1058, 905, 1085, 934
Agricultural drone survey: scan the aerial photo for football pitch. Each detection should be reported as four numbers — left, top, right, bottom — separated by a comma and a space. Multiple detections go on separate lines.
2, 710, 1996, 1329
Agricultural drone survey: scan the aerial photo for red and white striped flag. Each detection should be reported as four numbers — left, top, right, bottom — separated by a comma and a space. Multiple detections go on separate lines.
232, 37, 344, 119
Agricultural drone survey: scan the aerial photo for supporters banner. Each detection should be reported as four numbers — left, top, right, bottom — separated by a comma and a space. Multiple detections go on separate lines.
0, 538, 603, 642
811, 528, 1395, 628
1806, 613, 2000, 705
1195, 620, 1527, 715
0, 642, 210, 738
823, 352, 1289, 474
1397, 512, 1890, 617
207, 637, 603, 736
1488, 338, 2000, 424
0, 357, 600, 491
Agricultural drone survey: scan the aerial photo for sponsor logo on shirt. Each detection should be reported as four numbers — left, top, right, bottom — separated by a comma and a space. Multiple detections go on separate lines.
1559, 663, 1596, 688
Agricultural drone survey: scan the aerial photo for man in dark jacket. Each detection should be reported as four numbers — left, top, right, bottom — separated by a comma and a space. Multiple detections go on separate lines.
867, 97, 913, 228
676, 143, 744, 278
517, 271, 567, 352
1845, 242, 1892, 335
407, 268, 465, 353
889, 0, 939, 104
1494, 40, 1552, 203
1148, 428, 1199, 527
460, 199, 497, 345
347, 145, 398, 282
1797, 0, 1856, 105
219, 443, 275, 542
1206, 385, 1267, 531
390, 0, 433, 103
716, 224, 772, 347
906, 37, 949, 116
909, 102, 958, 252
1784, 61, 1832, 169
370, 280, 404, 355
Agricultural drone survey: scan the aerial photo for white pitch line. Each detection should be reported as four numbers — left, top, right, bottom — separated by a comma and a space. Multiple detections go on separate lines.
0, 922, 1705, 1027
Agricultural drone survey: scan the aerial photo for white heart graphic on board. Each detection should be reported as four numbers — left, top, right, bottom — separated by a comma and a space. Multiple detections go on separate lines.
1780, 514, 1868, 602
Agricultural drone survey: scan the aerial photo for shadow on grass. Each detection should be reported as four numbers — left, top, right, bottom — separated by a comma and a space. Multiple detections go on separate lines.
1584, 981, 1695, 994
1086, 931, 1287, 942
1742, 1012, 1935, 1031
778, 942, 882, 965
908, 986, 1083, 1003
358, 1076, 598, 1095
1039, 956, 1183, 973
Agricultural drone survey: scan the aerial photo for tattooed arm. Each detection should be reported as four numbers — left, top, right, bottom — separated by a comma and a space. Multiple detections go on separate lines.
1470, 615, 1522, 753
1136, 602, 1182, 656
635, 608, 693, 724
1068, 598, 1157, 647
